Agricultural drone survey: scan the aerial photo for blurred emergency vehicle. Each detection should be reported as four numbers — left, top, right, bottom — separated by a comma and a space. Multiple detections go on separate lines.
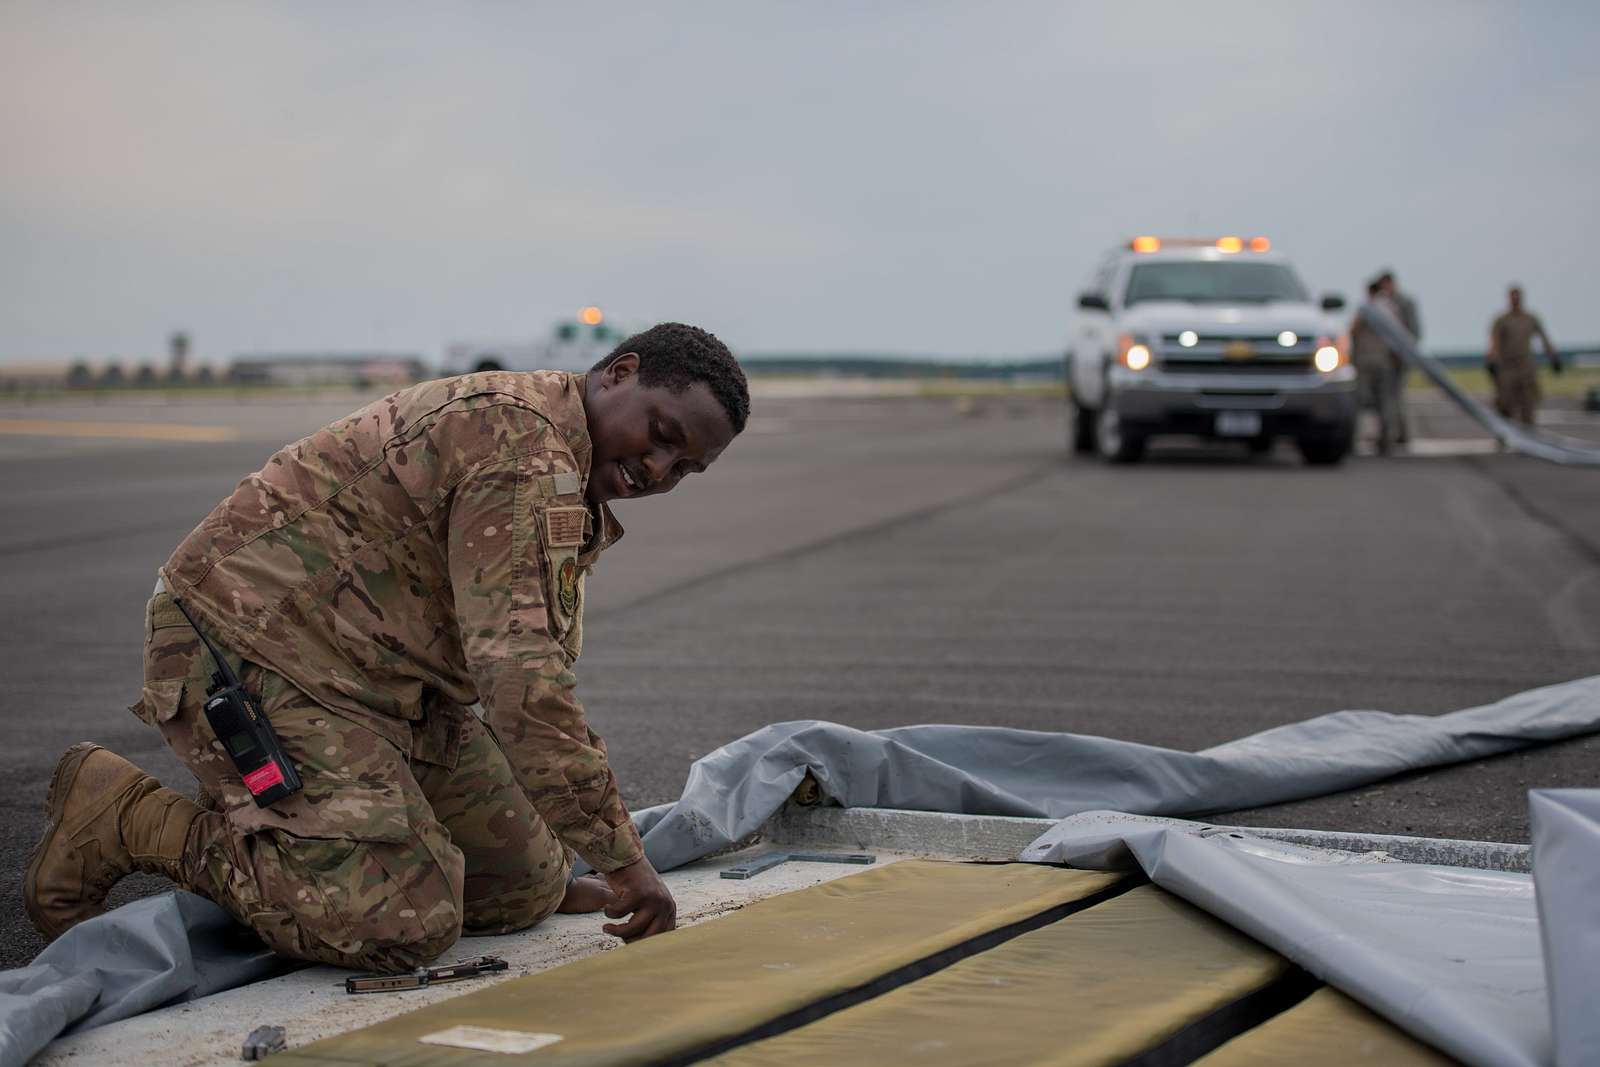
1069, 237, 1356, 465
441, 308, 627, 376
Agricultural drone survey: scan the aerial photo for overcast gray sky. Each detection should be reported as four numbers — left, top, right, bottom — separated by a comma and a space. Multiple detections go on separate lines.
3, 2, 1597, 366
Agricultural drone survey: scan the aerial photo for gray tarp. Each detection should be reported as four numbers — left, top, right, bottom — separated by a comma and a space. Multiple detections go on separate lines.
1022, 812, 1550, 1067
1365, 301, 1600, 466
0, 892, 280, 1067
3, 673, 1598, 1065
1529, 789, 1600, 1067
622, 673, 1600, 874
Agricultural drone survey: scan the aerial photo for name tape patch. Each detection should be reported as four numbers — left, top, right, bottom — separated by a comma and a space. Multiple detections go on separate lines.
544, 506, 587, 548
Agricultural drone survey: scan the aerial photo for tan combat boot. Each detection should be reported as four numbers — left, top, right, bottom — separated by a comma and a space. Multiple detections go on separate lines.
24, 742, 203, 941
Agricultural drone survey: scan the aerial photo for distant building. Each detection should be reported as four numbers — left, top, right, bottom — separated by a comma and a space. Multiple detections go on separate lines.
0, 362, 73, 391
227, 352, 428, 387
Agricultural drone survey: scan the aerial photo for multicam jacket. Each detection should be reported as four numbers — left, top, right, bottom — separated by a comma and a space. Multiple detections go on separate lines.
161, 371, 644, 872
1491, 310, 1549, 369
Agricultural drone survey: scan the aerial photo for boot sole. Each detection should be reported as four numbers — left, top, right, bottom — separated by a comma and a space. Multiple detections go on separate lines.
23, 742, 105, 942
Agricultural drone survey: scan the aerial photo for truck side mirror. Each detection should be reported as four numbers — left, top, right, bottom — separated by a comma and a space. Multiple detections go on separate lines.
1078, 292, 1110, 311
1321, 293, 1346, 311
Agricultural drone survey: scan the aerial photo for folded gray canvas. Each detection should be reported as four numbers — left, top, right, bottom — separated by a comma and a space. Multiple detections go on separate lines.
623, 673, 1600, 874
1529, 789, 1600, 1067
0, 892, 280, 1067
1021, 791, 1600, 1067
2, 674, 1597, 1066
1023, 812, 1548, 1067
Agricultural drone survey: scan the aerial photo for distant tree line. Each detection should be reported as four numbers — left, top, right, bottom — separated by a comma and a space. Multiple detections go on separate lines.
62, 360, 217, 390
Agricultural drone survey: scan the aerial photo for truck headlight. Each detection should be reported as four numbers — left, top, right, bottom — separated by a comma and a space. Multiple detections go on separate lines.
1118, 333, 1153, 371
1313, 336, 1344, 373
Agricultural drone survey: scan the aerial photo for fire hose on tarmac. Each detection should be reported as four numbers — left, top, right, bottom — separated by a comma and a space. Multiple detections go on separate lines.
1364, 300, 1600, 467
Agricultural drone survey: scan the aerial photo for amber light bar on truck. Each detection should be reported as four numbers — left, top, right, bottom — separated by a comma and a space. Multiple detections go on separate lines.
1128, 236, 1272, 254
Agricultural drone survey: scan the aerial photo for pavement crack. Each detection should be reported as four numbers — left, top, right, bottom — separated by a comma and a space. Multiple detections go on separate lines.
587, 458, 1063, 621
1462, 456, 1600, 567
1462, 456, 1600, 652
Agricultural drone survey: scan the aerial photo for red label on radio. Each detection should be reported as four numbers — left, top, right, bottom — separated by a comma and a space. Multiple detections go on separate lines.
243, 761, 286, 795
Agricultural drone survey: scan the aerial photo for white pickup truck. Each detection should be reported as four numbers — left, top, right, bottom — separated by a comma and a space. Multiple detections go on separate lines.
1069, 237, 1357, 465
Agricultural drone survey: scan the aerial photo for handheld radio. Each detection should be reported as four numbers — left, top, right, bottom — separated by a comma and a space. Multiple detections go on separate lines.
171, 597, 303, 807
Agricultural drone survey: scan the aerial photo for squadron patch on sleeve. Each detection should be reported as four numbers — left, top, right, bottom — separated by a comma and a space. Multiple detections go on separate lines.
556, 556, 580, 616
543, 506, 587, 548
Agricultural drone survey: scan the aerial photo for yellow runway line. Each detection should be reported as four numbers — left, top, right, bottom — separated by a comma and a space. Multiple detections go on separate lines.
0, 419, 238, 443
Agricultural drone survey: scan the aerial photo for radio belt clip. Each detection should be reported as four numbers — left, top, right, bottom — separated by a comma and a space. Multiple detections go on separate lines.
170, 595, 303, 808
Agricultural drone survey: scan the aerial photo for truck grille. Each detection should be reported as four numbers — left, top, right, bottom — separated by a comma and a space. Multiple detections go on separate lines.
1157, 333, 1315, 373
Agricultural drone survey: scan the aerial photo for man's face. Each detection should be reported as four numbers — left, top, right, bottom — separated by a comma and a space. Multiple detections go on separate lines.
1509, 288, 1523, 311
584, 353, 737, 505
1377, 276, 1395, 297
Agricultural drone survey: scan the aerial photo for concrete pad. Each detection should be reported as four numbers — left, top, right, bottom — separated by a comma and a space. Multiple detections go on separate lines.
34, 847, 922, 1067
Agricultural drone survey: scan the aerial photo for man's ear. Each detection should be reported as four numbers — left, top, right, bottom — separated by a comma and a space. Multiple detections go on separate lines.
604, 353, 641, 387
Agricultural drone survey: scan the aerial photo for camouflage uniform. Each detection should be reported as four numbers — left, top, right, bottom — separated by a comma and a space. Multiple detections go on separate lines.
136, 371, 640, 969
1351, 301, 1401, 451
1490, 310, 1550, 425
1390, 290, 1420, 443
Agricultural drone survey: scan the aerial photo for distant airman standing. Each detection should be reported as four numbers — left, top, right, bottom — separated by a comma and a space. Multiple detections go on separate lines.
1488, 285, 1562, 426
1351, 280, 1401, 454
1375, 271, 1419, 444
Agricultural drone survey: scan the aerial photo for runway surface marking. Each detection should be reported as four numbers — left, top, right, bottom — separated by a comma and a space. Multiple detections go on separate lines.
0, 419, 238, 443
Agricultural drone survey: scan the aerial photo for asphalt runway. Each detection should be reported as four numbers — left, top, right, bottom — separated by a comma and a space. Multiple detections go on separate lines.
2, 384, 1598, 968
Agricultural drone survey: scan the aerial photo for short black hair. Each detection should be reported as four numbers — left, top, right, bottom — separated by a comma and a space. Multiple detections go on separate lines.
593, 322, 749, 434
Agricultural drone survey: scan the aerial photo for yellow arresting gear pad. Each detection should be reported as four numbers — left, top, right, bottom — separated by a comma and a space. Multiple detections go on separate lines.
1193, 987, 1461, 1066
273, 861, 1126, 1067
706, 886, 1289, 1067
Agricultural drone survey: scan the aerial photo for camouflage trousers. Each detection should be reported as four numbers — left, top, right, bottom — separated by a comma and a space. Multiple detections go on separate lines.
1356, 357, 1403, 451
133, 590, 571, 971
1494, 361, 1541, 425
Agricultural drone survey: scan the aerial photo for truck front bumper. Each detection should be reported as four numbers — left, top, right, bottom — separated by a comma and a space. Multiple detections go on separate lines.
1107, 366, 1358, 440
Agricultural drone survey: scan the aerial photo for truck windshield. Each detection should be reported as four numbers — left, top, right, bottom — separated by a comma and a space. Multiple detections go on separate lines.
1123, 262, 1308, 306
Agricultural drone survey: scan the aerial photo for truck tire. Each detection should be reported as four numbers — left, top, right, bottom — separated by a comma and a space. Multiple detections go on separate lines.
1071, 401, 1098, 455
1096, 410, 1146, 464
1298, 436, 1351, 466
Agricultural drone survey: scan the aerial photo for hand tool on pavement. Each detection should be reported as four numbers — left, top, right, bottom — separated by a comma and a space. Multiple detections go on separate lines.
345, 955, 510, 994
721, 851, 876, 880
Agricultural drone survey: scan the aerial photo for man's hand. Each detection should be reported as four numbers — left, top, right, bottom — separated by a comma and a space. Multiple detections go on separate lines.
556, 873, 617, 914
601, 857, 677, 942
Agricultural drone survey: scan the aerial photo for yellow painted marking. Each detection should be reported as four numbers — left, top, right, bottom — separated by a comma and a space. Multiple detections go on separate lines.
0, 419, 237, 443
